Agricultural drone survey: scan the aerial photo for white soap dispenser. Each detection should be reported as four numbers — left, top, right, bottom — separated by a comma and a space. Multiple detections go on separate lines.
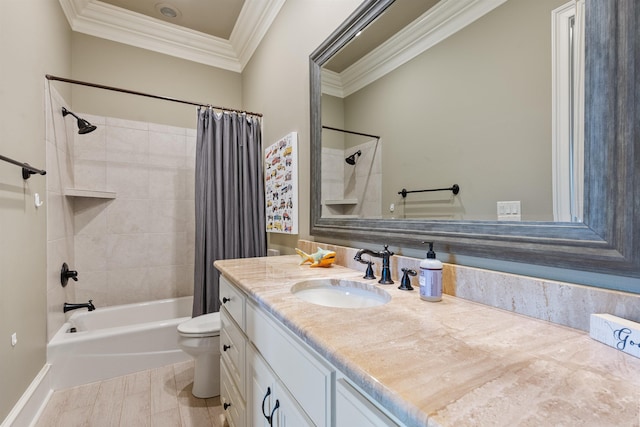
419, 241, 442, 302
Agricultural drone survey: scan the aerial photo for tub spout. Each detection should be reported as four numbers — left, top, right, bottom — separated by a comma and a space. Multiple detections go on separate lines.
63, 300, 95, 313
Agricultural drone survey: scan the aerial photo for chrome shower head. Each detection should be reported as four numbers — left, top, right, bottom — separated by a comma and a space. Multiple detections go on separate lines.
345, 150, 362, 165
62, 107, 97, 134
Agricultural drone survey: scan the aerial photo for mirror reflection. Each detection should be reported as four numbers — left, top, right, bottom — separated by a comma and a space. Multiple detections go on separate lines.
320, 0, 583, 222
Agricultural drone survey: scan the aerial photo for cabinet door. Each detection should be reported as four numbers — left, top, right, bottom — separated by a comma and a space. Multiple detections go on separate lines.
247, 345, 314, 427
271, 382, 313, 427
336, 379, 399, 426
247, 302, 332, 426
248, 347, 275, 427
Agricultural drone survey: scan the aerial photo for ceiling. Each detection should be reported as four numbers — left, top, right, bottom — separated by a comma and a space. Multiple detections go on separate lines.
324, 0, 439, 73
58, 0, 285, 72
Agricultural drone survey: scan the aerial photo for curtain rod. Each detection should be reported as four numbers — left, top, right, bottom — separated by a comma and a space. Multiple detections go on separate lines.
0, 154, 46, 180
322, 125, 379, 140
45, 74, 263, 118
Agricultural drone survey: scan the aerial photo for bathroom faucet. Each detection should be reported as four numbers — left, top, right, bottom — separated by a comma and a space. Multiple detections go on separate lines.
63, 300, 95, 313
354, 245, 394, 284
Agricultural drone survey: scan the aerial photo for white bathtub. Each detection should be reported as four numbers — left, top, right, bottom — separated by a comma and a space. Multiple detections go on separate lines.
47, 296, 193, 390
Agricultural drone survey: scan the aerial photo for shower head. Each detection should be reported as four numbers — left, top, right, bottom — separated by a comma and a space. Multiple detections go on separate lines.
61, 107, 97, 134
345, 150, 362, 165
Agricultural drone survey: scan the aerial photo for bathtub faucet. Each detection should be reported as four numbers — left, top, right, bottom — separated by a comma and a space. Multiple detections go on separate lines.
63, 300, 95, 313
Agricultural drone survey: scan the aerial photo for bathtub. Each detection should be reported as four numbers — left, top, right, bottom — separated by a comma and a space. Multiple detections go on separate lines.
47, 296, 193, 390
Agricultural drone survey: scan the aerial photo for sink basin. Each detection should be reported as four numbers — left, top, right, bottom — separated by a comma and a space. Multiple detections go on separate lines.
291, 278, 391, 308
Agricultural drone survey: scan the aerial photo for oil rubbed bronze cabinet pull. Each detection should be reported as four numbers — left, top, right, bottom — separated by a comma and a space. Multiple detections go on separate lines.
261, 387, 272, 421
268, 400, 280, 425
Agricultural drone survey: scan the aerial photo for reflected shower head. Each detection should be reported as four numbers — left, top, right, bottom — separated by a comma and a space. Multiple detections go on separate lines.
61, 107, 97, 134
345, 150, 362, 165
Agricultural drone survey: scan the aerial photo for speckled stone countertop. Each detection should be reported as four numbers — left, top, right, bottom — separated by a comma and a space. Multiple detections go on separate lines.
215, 256, 640, 427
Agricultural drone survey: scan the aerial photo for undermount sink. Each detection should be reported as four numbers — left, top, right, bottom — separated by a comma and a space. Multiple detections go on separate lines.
291, 278, 391, 308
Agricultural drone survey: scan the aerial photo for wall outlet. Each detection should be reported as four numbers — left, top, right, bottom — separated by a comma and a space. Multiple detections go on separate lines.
497, 201, 521, 221
11, 332, 17, 347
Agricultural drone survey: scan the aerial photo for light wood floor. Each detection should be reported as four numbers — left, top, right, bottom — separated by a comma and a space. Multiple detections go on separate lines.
34, 360, 224, 427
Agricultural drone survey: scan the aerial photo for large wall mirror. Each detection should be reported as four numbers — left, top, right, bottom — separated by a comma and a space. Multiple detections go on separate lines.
310, 0, 639, 278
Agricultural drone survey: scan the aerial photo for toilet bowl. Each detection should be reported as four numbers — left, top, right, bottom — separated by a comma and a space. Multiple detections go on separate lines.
177, 312, 221, 398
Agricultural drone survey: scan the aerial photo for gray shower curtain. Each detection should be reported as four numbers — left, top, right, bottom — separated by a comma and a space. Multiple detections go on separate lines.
193, 108, 266, 316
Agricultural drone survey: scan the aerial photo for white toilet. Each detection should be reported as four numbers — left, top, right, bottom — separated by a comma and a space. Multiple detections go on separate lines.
177, 312, 221, 398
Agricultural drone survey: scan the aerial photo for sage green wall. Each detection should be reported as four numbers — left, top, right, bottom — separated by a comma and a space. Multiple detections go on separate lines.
341, 0, 566, 221
242, 0, 362, 255
0, 0, 71, 421
1, 9, 242, 422
71, 33, 243, 129
321, 95, 346, 150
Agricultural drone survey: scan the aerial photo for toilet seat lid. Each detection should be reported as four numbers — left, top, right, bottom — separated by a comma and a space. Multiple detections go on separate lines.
178, 312, 221, 336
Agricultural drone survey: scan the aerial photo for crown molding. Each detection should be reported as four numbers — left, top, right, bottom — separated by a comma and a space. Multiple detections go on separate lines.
58, 0, 285, 72
329, 0, 508, 98
321, 69, 344, 98
231, 0, 286, 69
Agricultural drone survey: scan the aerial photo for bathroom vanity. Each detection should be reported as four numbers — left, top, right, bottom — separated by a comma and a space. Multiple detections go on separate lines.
215, 256, 640, 426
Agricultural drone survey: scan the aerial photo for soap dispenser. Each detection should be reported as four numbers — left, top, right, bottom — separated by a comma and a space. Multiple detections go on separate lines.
419, 242, 442, 302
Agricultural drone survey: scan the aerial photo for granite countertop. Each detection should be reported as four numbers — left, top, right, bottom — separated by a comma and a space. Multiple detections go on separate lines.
214, 255, 640, 427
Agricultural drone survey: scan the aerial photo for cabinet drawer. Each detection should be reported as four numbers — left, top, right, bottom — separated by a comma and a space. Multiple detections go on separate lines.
219, 275, 245, 330
247, 303, 333, 427
221, 359, 246, 427
221, 308, 246, 398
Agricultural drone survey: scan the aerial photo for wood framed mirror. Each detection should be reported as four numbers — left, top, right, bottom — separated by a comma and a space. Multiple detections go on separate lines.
309, 0, 639, 278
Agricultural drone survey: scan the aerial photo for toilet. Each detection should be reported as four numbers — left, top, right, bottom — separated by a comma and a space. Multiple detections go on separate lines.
177, 312, 221, 398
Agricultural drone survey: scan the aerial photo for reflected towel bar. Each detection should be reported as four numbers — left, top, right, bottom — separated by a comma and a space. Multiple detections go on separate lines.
322, 125, 380, 140
0, 154, 46, 180
398, 184, 459, 198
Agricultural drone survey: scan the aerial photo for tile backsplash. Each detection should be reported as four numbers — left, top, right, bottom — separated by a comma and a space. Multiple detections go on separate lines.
297, 239, 640, 332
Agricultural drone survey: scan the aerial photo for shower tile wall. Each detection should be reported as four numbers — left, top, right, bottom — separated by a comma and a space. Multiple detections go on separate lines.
73, 116, 196, 307
46, 88, 76, 341
344, 139, 382, 218
320, 147, 344, 217
321, 140, 382, 218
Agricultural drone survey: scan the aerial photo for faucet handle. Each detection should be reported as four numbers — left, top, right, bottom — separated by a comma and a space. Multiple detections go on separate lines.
355, 256, 376, 279
60, 262, 79, 287
383, 244, 394, 256
398, 268, 416, 291
363, 261, 376, 280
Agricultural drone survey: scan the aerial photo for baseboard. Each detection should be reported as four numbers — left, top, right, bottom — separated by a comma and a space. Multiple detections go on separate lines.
1, 364, 53, 427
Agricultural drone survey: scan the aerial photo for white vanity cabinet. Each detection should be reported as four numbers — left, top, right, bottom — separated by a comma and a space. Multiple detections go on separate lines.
219, 274, 404, 427
248, 344, 314, 426
335, 378, 399, 426
246, 300, 333, 426
219, 276, 247, 427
